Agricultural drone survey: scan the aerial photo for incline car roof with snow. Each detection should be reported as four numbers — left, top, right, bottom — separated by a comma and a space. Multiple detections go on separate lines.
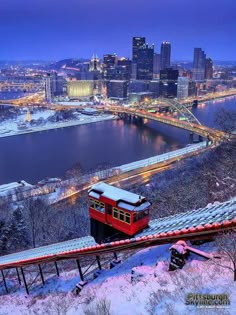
89, 182, 151, 211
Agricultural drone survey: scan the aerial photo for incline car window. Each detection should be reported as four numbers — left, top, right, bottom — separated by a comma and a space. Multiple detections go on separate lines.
112, 208, 131, 224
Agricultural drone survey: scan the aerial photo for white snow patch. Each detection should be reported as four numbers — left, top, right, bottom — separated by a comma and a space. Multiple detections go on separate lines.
0, 242, 235, 314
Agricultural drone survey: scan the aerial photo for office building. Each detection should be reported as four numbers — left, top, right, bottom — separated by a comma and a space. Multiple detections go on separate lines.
129, 80, 149, 93
132, 37, 146, 63
205, 58, 213, 79
107, 80, 128, 99
153, 53, 161, 76
177, 77, 189, 99
149, 80, 160, 97
103, 54, 118, 79
188, 81, 197, 97
117, 58, 132, 80
55, 76, 67, 96
160, 42, 171, 70
160, 68, 179, 98
78, 62, 93, 80
136, 44, 154, 80
192, 48, 206, 81
131, 63, 137, 80
45, 72, 58, 102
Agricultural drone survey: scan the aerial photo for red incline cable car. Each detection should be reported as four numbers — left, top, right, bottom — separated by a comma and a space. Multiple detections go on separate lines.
88, 182, 151, 242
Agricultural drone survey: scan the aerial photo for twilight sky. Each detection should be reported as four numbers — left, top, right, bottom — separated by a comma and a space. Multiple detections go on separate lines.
0, 0, 235, 61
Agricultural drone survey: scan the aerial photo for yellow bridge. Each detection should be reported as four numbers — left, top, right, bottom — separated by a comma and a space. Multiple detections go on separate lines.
104, 105, 227, 144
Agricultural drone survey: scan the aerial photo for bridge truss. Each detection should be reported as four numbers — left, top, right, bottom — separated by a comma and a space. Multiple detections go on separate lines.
161, 98, 202, 125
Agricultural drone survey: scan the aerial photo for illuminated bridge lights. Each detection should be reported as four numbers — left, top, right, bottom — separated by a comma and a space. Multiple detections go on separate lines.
111, 107, 227, 143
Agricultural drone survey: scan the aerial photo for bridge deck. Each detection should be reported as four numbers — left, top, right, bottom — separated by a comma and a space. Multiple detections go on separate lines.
0, 199, 235, 270
108, 107, 226, 143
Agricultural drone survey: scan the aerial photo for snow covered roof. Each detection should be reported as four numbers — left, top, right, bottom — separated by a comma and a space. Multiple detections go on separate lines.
0, 180, 32, 195
117, 201, 151, 212
89, 182, 146, 205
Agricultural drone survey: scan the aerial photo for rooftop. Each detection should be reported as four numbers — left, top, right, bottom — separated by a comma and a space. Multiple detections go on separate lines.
88, 182, 146, 205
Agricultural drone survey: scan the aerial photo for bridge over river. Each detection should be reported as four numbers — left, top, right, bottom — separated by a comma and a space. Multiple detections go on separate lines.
104, 99, 227, 144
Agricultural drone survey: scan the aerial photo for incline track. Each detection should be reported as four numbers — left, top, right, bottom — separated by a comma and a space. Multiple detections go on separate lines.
0, 198, 235, 271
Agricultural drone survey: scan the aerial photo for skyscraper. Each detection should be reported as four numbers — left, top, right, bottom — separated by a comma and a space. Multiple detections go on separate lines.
205, 58, 213, 79
132, 37, 146, 63
103, 54, 118, 79
160, 42, 171, 70
117, 58, 132, 80
89, 54, 102, 72
192, 48, 206, 81
136, 44, 154, 80
45, 72, 57, 103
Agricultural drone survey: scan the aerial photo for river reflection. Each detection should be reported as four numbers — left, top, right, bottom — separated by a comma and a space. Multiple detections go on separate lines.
0, 96, 235, 184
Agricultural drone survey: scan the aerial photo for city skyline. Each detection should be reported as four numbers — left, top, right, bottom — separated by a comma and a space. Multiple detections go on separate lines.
0, 0, 236, 61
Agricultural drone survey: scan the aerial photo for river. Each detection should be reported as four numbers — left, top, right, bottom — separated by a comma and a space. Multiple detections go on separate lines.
0, 96, 235, 185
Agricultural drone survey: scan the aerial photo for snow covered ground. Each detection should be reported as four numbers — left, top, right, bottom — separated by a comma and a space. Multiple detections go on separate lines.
0, 110, 116, 138
0, 242, 235, 315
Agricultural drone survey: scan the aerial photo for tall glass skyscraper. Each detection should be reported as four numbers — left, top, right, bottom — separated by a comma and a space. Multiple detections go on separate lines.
160, 42, 171, 70
132, 37, 146, 63
136, 44, 154, 80
192, 48, 206, 81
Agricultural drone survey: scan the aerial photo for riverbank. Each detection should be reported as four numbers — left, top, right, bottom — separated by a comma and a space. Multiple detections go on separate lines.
0, 114, 117, 138
197, 92, 236, 105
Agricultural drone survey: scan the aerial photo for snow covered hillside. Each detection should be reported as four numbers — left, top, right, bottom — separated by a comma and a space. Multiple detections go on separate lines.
0, 242, 235, 315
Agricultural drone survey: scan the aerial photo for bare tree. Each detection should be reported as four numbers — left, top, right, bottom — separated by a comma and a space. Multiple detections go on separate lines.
83, 298, 111, 315
214, 230, 236, 281
28, 293, 75, 315
22, 198, 52, 248
215, 108, 236, 136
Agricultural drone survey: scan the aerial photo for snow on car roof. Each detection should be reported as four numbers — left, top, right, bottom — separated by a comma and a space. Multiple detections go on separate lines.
89, 182, 145, 204
118, 201, 151, 212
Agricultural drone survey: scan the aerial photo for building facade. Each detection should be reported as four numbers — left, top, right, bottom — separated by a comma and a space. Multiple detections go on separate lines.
103, 54, 118, 79
107, 80, 129, 99
67, 80, 94, 99
159, 68, 179, 98
205, 58, 213, 79
136, 44, 154, 80
160, 42, 171, 70
153, 53, 161, 77
177, 77, 189, 99
192, 48, 206, 81
132, 37, 146, 63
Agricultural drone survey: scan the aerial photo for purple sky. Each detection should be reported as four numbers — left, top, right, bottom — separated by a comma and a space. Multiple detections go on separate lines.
0, 0, 235, 61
